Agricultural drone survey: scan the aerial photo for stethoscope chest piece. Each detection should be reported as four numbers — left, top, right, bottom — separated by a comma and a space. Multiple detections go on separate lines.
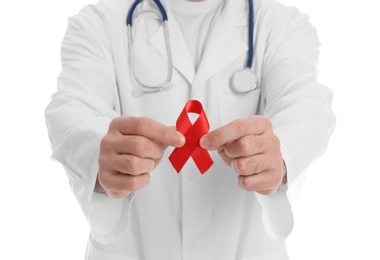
232, 69, 258, 93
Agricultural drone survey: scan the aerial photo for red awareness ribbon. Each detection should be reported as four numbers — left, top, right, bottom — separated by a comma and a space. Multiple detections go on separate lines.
169, 100, 214, 174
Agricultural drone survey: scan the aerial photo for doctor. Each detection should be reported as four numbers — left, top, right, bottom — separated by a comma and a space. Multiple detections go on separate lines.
45, 0, 336, 259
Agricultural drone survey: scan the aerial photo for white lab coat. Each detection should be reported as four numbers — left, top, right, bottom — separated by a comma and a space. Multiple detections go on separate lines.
45, 0, 336, 259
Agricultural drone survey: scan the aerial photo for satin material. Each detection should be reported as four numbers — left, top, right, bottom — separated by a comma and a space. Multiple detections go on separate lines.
169, 100, 214, 174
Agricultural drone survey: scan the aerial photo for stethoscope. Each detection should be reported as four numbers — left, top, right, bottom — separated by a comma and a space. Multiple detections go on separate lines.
126, 0, 257, 96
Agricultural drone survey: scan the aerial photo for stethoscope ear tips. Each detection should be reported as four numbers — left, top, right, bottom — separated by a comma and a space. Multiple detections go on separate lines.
232, 69, 258, 93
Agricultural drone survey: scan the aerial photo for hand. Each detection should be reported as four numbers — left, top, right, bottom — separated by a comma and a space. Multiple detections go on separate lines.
96, 117, 185, 198
200, 116, 286, 195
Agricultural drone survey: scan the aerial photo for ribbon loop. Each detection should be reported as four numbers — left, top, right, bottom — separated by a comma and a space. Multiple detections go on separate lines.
169, 100, 214, 174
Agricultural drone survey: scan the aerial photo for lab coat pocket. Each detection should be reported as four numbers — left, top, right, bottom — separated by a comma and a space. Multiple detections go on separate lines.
217, 74, 262, 125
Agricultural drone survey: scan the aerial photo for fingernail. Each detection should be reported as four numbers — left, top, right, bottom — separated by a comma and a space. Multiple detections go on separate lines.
199, 135, 209, 149
175, 132, 186, 147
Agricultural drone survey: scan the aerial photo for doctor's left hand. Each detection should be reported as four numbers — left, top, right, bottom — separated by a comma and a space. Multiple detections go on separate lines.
200, 116, 286, 195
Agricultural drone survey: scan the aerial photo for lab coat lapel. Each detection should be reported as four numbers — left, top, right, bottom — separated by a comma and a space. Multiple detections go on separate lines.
146, 0, 249, 91
191, 4, 248, 96
148, 16, 195, 84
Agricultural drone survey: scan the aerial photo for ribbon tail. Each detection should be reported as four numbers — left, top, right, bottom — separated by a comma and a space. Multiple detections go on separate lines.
191, 147, 214, 174
169, 148, 191, 173
169, 100, 214, 174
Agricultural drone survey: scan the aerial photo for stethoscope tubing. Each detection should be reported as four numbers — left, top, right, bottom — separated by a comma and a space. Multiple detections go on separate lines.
127, 0, 173, 95
247, 0, 254, 69
127, 0, 168, 26
126, 0, 257, 95
127, 0, 142, 26
126, 0, 255, 67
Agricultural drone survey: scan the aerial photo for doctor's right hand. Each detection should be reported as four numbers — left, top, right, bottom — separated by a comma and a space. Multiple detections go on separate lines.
95, 117, 185, 198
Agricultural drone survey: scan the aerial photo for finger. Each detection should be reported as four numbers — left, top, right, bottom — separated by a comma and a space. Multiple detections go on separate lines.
98, 172, 150, 198
200, 116, 271, 150
217, 149, 233, 167
255, 188, 281, 196
111, 117, 185, 147
107, 154, 156, 175
231, 154, 273, 176
114, 135, 165, 159
238, 171, 282, 193
154, 156, 164, 168
224, 135, 266, 158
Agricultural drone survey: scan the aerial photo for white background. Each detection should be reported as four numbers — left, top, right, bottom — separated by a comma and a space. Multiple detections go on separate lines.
0, 0, 379, 259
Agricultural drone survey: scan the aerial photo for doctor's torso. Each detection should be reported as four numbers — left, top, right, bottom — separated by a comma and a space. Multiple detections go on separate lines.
62, 0, 311, 258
